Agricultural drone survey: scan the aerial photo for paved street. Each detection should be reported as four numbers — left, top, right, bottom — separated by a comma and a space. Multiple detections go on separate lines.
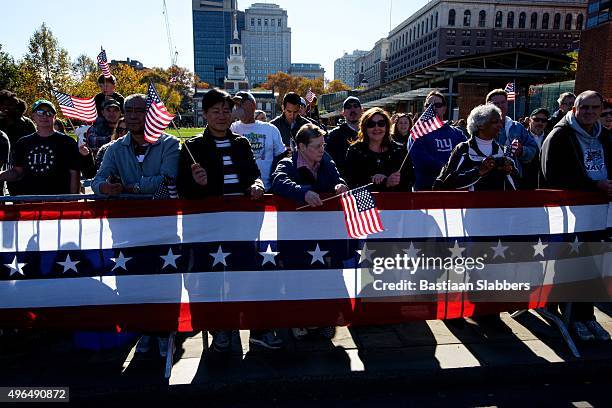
1, 306, 611, 406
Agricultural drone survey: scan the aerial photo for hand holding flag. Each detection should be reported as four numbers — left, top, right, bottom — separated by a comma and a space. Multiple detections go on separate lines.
144, 82, 175, 144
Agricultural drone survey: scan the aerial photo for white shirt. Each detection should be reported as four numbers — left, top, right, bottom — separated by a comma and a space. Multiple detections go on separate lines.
230, 120, 286, 190
475, 136, 493, 157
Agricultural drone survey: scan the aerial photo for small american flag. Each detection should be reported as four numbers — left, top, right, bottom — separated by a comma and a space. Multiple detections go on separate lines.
305, 88, 316, 103
97, 48, 112, 78
144, 82, 175, 144
504, 82, 516, 101
52, 90, 97, 123
340, 185, 384, 239
409, 103, 444, 142
153, 176, 178, 199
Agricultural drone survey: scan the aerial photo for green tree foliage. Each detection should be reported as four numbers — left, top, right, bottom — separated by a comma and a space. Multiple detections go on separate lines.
0, 44, 19, 90
72, 54, 97, 81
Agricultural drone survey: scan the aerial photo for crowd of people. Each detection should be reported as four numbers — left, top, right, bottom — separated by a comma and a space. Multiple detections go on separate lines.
0, 74, 610, 354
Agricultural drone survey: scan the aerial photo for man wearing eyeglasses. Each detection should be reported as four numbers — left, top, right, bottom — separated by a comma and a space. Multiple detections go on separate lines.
541, 90, 611, 343
521, 108, 550, 189
326, 96, 363, 177
601, 100, 612, 131
0, 99, 80, 194
409, 91, 466, 191
546, 92, 575, 134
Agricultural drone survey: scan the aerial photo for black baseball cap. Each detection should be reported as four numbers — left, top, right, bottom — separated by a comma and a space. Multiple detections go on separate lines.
530, 108, 550, 118
343, 96, 361, 109
233, 91, 256, 104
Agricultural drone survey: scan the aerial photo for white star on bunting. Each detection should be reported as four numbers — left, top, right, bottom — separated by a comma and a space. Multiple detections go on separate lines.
568, 236, 582, 255
259, 244, 279, 266
402, 242, 421, 260
110, 251, 132, 271
57, 254, 80, 273
308, 243, 328, 265
490, 239, 509, 259
356, 243, 376, 264
160, 248, 181, 269
210, 245, 231, 267
448, 240, 465, 259
4, 256, 26, 276
533, 238, 548, 259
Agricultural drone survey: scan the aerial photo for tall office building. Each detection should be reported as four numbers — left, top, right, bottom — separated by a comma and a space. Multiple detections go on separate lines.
242, 3, 291, 86
192, 0, 245, 87
334, 50, 368, 88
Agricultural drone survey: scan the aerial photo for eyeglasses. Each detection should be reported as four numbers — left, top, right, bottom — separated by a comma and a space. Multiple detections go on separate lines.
531, 117, 548, 123
601, 111, 612, 118
431, 103, 446, 109
366, 119, 386, 129
308, 142, 326, 150
34, 110, 54, 117
116, 127, 128, 133
344, 103, 361, 109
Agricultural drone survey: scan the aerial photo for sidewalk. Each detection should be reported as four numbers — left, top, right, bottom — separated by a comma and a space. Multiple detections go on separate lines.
1, 306, 611, 405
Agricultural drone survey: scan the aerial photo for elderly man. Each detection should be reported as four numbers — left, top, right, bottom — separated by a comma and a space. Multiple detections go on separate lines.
541, 90, 611, 342
92, 94, 179, 196
270, 92, 312, 148
546, 92, 576, 134
230, 91, 286, 191
486, 89, 538, 180
326, 96, 363, 177
0, 99, 79, 195
409, 91, 467, 190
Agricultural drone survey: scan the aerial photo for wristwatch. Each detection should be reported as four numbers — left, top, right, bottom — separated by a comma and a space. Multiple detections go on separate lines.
130, 183, 140, 194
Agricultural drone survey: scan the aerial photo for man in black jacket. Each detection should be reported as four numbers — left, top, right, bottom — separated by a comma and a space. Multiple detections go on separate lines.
270, 92, 311, 148
545, 92, 575, 135
325, 96, 362, 177
541, 90, 611, 342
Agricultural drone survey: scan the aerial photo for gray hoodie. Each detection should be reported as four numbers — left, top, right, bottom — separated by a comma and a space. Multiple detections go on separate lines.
565, 112, 607, 181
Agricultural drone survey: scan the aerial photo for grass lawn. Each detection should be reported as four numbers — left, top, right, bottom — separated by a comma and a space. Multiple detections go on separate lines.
166, 127, 204, 141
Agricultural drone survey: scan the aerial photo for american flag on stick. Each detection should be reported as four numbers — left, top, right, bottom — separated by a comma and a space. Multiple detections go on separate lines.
409, 103, 444, 142
52, 90, 97, 123
305, 88, 316, 103
504, 82, 516, 101
97, 48, 112, 78
144, 82, 175, 144
340, 185, 384, 239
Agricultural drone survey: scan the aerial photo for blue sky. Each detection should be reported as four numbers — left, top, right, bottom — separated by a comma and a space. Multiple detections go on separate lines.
1, 0, 426, 79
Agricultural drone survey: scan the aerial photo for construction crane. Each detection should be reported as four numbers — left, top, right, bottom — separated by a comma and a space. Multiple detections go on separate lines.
162, 0, 178, 67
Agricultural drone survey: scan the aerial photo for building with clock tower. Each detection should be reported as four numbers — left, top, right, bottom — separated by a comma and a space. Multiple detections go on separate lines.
225, 12, 250, 91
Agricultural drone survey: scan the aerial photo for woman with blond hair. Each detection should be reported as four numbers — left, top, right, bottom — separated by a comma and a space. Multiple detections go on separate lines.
344, 108, 414, 191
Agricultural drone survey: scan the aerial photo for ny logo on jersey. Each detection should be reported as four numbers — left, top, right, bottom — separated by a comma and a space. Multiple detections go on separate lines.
435, 138, 453, 152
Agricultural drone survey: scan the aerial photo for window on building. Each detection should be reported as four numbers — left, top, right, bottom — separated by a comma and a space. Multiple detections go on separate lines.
519, 12, 526, 28
464, 10, 471, 26
278, 19, 281, 27
251, 18, 255, 26
264, 19, 268, 26
576, 14, 584, 30
496, 11, 503, 28
531, 13, 538, 29
258, 18, 261, 26
422, 21, 425, 34
430, 14, 434, 31
553, 13, 561, 29
542, 13, 549, 29
507, 11, 514, 28
565, 14, 572, 30
448, 9, 456, 26
271, 19, 275, 27
435, 12, 439, 27
479, 10, 486, 27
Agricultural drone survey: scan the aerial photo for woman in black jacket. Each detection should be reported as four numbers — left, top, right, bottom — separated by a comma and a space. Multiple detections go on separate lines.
344, 108, 414, 192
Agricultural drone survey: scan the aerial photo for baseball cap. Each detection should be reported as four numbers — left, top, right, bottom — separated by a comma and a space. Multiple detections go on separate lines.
233, 91, 256, 104
31, 99, 57, 114
102, 98, 121, 109
530, 108, 550, 118
343, 96, 361, 109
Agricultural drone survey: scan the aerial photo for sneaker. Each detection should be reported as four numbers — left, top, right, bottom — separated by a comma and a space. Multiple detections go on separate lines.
319, 327, 336, 339
585, 320, 611, 341
571, 321, 595, 341
211, 330, 232, 353
291, 328, 308, 340
135, 335, 151, 353
158, 336, 176, 358
249, 331, 284, 349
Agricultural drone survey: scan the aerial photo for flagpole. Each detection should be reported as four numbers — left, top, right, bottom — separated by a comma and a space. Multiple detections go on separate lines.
296, 183, 374, 210
513, 80, 517, 120
171, 119, 197, 164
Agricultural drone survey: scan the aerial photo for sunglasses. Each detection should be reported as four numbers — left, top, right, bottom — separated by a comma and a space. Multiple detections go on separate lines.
601, 111, 612, 118
531, 118, 548, 123
35, 110, 54, 117
344, 103, 361, 109
366, 119, 386, 129
116, 127, 128, 133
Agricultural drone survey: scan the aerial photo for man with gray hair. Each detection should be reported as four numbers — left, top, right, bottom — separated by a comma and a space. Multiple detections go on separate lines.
546, 92, 576, 134
541, 90, 611, 342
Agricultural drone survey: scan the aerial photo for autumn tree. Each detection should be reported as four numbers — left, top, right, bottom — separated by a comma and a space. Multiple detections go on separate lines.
326, 79, 351, 93
23, 23, 72, 100
72, 54, 97, 81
